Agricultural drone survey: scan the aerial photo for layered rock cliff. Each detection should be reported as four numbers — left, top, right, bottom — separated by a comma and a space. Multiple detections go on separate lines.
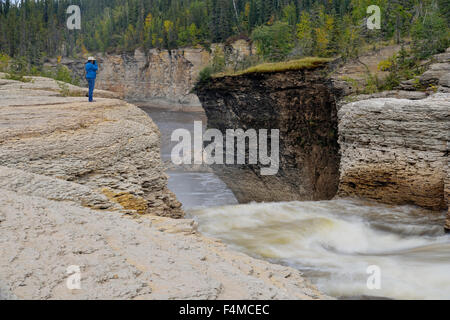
446, 169, 450, 232
95, 48, 210, 108
195, 65, 342, 203
0, 167, 326, 300
0, 73, 183, 218
400, 47, 450, 93
337, 48, 450, 231
338, 94, 449, 227
49, 40, 255, 109
0, 74, 327, 299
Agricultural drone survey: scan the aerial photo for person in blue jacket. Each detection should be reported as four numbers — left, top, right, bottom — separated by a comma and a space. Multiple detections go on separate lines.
85, 57, 98, 102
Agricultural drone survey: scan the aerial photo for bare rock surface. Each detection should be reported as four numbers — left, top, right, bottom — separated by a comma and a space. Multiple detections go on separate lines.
0, 78, 326, 300
398, 47, 450, 93
0, 73, 120, 101
0, 77, 182, 218
420, 48, 450, 90
446, 162, 450, 232
348, 90, 429, 103
0, 166, 121, 211
51, 41, 254, 109
95, 48, 209, 108
338, 93, 449, 213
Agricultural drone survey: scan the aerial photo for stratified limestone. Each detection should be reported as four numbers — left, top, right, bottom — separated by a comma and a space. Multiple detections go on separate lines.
0, 73, 120, 101
446, 212, 450, 232
0, 166, 122, 211
397, 47, 450, 93
338, 94, 449, 212
54, 41, 254, 109
0, 75, 182, 218
420, 48, 450, 91
95, 48, 210, 108
446, 167, 450, 232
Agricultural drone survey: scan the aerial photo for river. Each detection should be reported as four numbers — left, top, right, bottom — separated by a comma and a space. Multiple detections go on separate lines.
140, 105, 450, 300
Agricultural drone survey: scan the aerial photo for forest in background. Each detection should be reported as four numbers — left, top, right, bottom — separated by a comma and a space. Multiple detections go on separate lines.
0, 0, 449, 90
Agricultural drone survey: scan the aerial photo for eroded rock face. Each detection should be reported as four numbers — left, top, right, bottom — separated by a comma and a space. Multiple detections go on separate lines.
0, 76, 182, 218
445, 159, 450, 232
421, 48, 450, 91
398, 47, 450, 93
195, 68, 342, 203
338, 94, 449, 213
47, 41, 255, 110
0, 73, 120, 103
95, 48, 210, 108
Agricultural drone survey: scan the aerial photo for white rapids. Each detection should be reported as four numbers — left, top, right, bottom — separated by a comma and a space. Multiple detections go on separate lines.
190, 199, 450, 300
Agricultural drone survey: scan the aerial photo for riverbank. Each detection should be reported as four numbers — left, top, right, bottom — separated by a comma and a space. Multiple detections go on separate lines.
0, 75, 327, 300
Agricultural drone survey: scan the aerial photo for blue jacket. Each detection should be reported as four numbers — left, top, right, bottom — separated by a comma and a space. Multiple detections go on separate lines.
85, 62, 98, 79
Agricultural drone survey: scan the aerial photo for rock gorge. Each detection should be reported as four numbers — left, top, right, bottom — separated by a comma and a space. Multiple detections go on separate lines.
195, 56, 449, 230
0, 73, 183, 218
338, 94, 449, 212
46, 44, 449, 227
1, 45, 448, 300
95, 47, 209, 108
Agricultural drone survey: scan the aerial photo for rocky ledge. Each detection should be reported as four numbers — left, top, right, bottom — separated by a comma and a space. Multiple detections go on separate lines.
0, 73, 182, 218
0, 75, 326, 299
338, 94, 449, 229
398, 47, 450, 93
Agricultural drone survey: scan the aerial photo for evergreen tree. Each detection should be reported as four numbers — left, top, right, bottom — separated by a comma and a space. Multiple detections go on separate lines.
0, 0, 447, 69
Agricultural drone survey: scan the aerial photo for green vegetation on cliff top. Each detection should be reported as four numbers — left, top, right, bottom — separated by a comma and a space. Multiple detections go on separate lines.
214, 57, 332, 78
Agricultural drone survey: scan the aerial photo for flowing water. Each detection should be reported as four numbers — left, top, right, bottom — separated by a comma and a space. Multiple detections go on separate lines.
140, 106, 450, 300
192, 200, 449, 300
139, 106, 238, 209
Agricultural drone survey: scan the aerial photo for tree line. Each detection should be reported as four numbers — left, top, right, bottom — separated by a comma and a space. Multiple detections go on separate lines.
0, 0, 448, 66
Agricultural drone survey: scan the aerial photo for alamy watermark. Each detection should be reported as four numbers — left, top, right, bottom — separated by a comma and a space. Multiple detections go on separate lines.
66, 265, 81, 290
171, 121, 280, 176
366, 265, 381, 290
66, 5, 81, 30
367, 5, 381, 30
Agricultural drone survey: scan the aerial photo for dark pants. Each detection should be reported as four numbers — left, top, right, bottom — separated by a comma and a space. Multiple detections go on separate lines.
87, 78, 95, 102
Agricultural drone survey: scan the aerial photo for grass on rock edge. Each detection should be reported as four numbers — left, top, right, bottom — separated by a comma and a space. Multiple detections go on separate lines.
213, 57, 333, 78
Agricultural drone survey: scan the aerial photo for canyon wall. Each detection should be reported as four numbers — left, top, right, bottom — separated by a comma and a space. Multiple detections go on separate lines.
95, 47, 210, 108
195, 65, 343, 203
338, 94, 449, 226
338, 48, 450, 231
54, 40, 255, 109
